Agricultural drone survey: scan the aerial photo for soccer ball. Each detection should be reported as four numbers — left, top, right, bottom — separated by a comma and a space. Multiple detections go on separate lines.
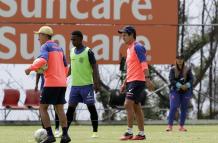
33, 58, 48, 74
34, 128, 47, 143
36, 64, 48, 74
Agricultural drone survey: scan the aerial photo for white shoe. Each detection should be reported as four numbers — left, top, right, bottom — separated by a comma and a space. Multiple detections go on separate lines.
91, 132, 98, 138
54, 129, 62, 138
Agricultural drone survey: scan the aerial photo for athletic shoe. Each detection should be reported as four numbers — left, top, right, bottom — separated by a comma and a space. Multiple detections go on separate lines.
91, 132, 98, 138
179, 127, 187, 132
40, 135, 56, 143
166, 126, 173, 132
60, 134, 71, 143
54, 129, 62, 138
120, 132, 133, 140
131, 134, 146, 140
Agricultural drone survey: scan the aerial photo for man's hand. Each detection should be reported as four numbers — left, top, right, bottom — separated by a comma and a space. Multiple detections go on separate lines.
25, 68, 31, 75
146, 79, 155, 91
34, 85, 38, 91
94, 82, 100, 93
120, 83, 126, 93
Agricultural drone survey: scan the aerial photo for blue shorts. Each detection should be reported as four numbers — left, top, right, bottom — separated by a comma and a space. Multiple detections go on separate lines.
68, 84, 95, 105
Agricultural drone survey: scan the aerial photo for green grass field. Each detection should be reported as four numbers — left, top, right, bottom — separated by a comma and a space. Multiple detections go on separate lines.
0, 125, 218, 143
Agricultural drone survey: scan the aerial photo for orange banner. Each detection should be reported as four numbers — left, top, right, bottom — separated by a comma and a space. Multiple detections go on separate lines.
0, 24, 177, 64
0, 0, 178, 24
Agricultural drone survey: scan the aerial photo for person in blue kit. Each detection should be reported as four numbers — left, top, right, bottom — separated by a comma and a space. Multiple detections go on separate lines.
166, 54, 193, 132
35, 74, 61, 138
66, 30, 100, 138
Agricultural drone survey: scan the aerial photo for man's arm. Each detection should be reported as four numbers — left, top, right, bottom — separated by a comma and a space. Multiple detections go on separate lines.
143, 65, 154, 91
92, 64, 100, 92
88, 49, 100, 92
135, 44, 154, 91
35, 74, 41, 91
25, 45, 48, 75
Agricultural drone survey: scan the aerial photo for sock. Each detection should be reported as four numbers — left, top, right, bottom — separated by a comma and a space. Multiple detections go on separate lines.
45, 127, 53, 136
138, 131, 144, 136
66, 106, 76, 130
127, 127, 133, 134
87, 105, 98, 132
55, 112, 59, 130
62, 127, 68, 136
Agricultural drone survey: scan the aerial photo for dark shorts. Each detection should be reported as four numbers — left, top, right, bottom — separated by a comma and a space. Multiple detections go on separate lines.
41, 87, 66, 105
68, 84, 95, 105
126, 81, 146, 104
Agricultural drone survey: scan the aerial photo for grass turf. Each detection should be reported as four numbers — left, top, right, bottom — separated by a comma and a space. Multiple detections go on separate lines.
0, 125, 218, 143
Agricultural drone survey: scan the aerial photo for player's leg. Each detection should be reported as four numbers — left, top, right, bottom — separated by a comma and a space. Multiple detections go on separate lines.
166, 91, 180, 131
40, 104, 53, 135
54, 109, 60, 130
132, 103, 145, 140
54, 106, 61, 138
120, 81, 140, 140
40, 87, 56, 142
87, 104, 98, 137
131, 81, 146, 140
66, 86, 81, 130
54, 87, 71, 143
179, 92, 191, 131
120, 98, 134, 140
80, 85, 98, 138
66, 104, 78, 129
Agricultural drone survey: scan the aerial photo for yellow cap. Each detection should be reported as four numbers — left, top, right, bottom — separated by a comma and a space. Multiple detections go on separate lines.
34, 26, 53, 36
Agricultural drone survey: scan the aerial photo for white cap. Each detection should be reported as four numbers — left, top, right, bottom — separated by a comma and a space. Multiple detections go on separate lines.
34, 26, 53, 36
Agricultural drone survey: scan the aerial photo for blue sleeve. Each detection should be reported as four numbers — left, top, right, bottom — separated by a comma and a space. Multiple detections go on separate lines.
134, 43, 146, 63
169, 67, 177, 89
38, 44, 49, 61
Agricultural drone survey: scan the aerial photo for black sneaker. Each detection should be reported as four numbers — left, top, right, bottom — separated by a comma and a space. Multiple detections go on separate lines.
60, 135, 71, 143
40, 135, 56, 143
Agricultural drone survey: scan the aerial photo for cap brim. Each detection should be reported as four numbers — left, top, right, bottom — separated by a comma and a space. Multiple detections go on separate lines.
34, 31, 40, 34
118, 29, 126, 33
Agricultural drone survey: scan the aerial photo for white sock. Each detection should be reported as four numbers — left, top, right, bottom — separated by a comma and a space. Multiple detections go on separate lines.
138, 131, 144, 136
127, 128, 133, 134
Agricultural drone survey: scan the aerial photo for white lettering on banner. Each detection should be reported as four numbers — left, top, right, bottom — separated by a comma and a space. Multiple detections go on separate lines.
0, 26, 152, 62
0, 26, 16, 60
70, 0, 88, 20
92, 0, 110, 19
21, 0, 41, 18
112, 36, 123, 61
0, 0, 153, 21
114, 0, 129, 20
60, 0, 67, 19
132, 0, 152, 20
92, 34, 109, 60
46, 0, 55, 19
0, 0, 17, 17
34, 35, 40, 57
20, 34, 38, 59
